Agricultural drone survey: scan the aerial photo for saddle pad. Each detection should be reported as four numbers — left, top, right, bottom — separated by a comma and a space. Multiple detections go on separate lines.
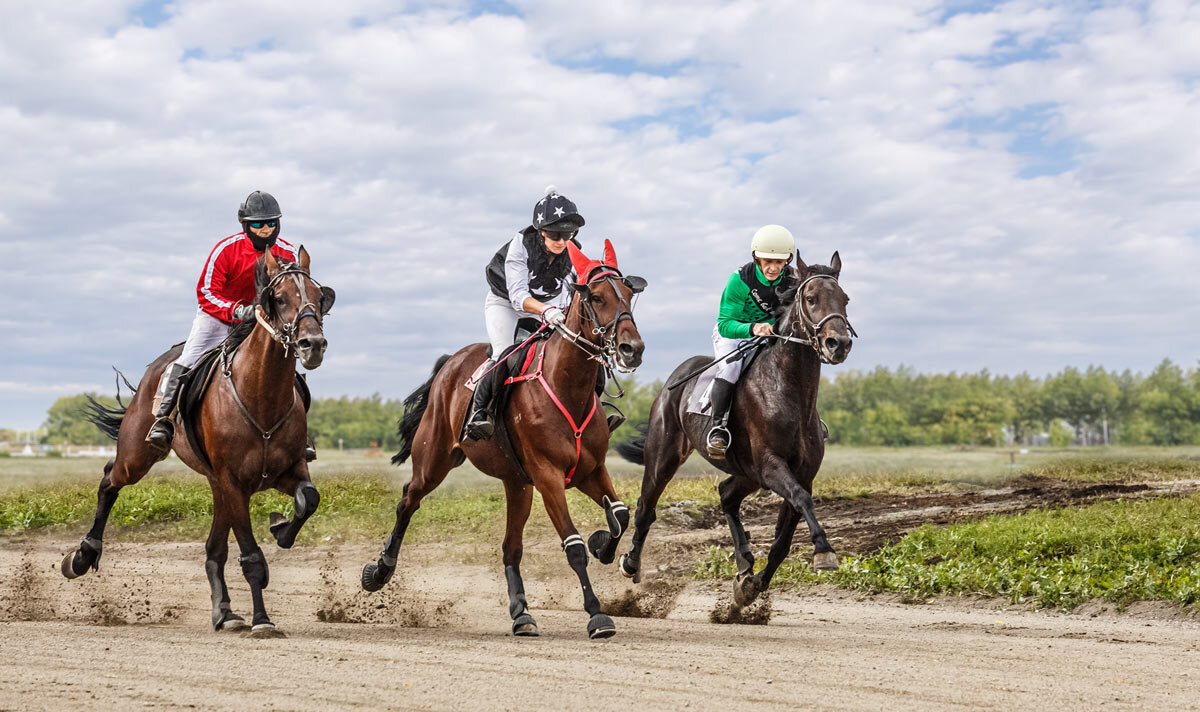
464, 360, 488, 392
685, 341, 768, 416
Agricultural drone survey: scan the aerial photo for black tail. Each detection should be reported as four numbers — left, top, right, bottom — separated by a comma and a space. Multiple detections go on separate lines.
391, 355, 453, 466
614, 421, 649, 465
83, 368, 137, 441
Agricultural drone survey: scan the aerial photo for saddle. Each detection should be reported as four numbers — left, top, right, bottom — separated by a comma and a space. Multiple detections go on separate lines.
686, 340, 768, 416
177, 343, 312, 472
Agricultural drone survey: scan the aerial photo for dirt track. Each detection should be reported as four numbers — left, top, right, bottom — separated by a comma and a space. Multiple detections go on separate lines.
3, 478, 1200, 711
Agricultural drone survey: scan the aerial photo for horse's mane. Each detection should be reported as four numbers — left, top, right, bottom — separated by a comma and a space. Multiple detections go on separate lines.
772, 263, 839, 320
220, 256, 293, 351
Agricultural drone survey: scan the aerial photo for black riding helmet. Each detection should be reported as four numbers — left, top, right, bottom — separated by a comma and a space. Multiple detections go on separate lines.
238, 190, 282, 251
533, 185, 585, 233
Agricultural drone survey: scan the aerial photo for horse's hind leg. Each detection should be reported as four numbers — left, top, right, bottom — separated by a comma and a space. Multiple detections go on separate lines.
268, 462, 320, 549
361, 446, 455, 592
203, 496, 247, 632
575, 467, 629, 566
536, 477, 614, 639
719, 475, 760, 576
621, 416, 689, 582
501, 479, 537, 636
61, 445, 156, 579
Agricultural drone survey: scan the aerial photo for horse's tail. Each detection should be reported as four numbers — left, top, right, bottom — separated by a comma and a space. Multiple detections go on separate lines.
391, 354, 453, 466
83, 367, 138, 441
614, 421, 649, 465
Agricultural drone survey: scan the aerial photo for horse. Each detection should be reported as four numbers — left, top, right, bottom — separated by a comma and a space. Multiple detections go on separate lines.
615, 252, 854, 607
360, 240, 646, 639
61, 247, 335, 636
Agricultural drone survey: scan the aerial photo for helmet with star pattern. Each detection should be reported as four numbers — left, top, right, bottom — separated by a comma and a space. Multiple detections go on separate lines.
532, 185, 586, 233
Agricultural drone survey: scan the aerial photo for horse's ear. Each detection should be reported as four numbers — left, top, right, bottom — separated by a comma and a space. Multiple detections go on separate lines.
829, 251, 841, 278
794, 254, 809, 277
603, 239, 618, 269
298, 245, 310, 271
264, 249, 280, 277
566, 241, 592, 280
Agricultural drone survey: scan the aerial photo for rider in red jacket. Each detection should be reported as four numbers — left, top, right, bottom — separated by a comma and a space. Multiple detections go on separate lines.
145, 191, 298, 458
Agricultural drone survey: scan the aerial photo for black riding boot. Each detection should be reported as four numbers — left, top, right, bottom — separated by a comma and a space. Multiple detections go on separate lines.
705, 378, 736, 459
465, 360, 499, 441
146, 363, 188, 461
595, 369, 625, 433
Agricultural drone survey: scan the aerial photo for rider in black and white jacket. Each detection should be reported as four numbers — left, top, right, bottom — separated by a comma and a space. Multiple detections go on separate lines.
466, 186, 620, 441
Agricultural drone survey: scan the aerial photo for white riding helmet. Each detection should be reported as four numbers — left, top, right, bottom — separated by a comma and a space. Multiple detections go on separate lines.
750, 225, 795, 260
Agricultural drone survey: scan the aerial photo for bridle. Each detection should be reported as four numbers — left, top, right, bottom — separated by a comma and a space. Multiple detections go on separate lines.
552, 266, 642, 395
253, 266, 326, 359
771, 273, 857, 365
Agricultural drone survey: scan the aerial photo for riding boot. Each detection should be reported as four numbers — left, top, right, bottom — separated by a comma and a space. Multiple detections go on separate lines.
146, 363, 188, 461
594, 369, 625, 432
465, 360, 498, 441
705, 378, 736, 459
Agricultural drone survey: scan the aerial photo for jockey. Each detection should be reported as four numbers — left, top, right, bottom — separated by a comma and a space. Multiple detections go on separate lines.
465, 185, 621, 441
144, 191, 304, 460
706, 224, 795, 459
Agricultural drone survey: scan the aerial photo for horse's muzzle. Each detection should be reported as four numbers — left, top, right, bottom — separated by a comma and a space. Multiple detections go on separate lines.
821, 334, 852, 364
297, 335, 327, 369
616, 336, 644, 372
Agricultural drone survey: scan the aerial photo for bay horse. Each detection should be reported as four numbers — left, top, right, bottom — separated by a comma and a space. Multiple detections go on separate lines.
62, 247, 334, 636
361, 240, 646, 639
616, 253, 854, 607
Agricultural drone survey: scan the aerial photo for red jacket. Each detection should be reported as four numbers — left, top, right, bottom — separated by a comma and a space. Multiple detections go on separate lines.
196, 233, 298, 324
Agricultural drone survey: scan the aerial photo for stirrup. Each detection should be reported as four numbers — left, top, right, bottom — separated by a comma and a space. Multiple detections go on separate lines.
145, 417, 175, 459
304, 446, 317, 462
601, 401, 625, 432
706, 425, 730, 459
464, 411, 494, 441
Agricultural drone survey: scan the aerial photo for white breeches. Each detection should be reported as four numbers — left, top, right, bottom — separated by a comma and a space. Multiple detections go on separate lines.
173, 308, 230, 368
712, 324, 750, 383
484, 292, 529, 359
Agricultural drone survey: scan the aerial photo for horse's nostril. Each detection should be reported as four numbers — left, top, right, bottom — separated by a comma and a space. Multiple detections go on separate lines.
619, 343, 635, 357
824, 337, 839, 351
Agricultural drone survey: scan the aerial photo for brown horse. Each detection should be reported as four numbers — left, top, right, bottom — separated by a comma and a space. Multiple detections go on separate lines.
361, 240, 646, 639
62, 248, 334, 636
616, 253, 854, 607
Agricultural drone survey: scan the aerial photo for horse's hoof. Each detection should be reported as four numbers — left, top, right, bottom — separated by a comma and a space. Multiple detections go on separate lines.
813, 551, 840, 571
734, 574, 761, 608
587, 613, 616, 639
361, 563, 390, 592
587, 530, 615, 565
60, 551, 84, 580
512, 614, 539, 637
618, 554, 641, 583
269, 513, 295, 549
244, 624, 287, 639
214, 610, 248, 632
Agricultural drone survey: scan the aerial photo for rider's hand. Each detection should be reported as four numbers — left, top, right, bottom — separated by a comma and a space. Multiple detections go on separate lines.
543, 306, 567, 328
232, 304, 255, 323
751, 322, 774, 337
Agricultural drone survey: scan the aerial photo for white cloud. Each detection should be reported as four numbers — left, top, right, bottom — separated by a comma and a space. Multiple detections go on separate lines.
1, 0, 1198, 428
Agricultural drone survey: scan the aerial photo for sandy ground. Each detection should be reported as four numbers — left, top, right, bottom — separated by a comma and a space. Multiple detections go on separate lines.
2, 531, 1199, 712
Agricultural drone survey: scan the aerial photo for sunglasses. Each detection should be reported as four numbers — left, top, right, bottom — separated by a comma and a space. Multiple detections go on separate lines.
541, 230, 576, 242
249, 221, 278, 229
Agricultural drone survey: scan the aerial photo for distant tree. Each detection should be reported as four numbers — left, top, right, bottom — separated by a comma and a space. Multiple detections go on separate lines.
41, 394, 119, 445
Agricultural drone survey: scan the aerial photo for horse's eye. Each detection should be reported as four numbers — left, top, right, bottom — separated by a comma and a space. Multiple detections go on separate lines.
806, 296, 817, 305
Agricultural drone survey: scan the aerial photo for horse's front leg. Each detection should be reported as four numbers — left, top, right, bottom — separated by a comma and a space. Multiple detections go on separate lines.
223, 482, 283, 637
269, 461, 320, 549
205, 487, 247, 631
575, 467, 629, 565
762, 461, 838, 571
534, 473, 615, 639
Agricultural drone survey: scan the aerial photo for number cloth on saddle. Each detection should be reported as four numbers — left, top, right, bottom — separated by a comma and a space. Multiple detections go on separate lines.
685, 341, 769, 417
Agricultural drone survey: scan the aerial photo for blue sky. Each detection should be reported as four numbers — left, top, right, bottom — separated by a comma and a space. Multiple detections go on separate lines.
2, 0, 1199, 430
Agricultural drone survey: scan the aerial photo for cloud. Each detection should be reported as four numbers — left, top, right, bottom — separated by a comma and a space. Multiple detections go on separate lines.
1, 0, 1198, 428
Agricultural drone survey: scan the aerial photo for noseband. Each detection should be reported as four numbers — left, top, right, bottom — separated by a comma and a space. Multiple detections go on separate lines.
551, 267, 641, 393
773, 273, 857, 365
254, 266, 326, 359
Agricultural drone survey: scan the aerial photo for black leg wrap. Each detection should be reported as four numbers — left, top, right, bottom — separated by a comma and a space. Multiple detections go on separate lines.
361, 532, 399, 592
564, 535, 588, 567
505, 564, 539, 636
238, 549, 269, 589
205, 560, 246, 631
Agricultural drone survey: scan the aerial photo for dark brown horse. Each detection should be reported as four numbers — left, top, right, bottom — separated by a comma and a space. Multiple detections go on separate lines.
616, 253, 853, 606
361, 240, 646, 639
62, 248, 334, 636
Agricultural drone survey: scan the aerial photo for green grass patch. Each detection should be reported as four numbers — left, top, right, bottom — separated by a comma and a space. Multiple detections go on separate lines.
697, 494, 1200, 610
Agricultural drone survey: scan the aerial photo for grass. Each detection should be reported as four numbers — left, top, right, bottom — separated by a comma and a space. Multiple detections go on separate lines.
697, 494, 1200, 610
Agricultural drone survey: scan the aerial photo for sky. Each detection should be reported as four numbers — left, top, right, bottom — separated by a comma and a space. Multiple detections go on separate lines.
1, 0, 1199, 430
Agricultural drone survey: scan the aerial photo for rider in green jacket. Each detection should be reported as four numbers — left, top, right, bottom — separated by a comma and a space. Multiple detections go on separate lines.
706, 225, 796, 458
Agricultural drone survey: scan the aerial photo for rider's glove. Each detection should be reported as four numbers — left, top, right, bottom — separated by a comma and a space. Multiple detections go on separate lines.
543, 306, 567, 328
231, 304, 255, 323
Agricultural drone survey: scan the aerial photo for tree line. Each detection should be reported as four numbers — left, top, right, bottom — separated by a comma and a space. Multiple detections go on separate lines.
29, 359, 1200, 449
